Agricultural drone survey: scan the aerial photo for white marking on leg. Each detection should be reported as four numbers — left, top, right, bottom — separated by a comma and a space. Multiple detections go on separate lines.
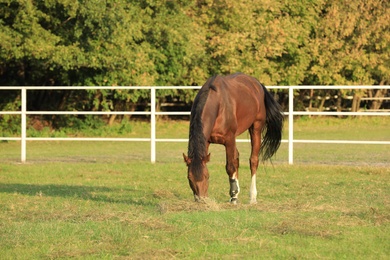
250, 174, 257, 204
230, 172, 240, 204
233, 172, 240, 195
230, 180, 240, 205
194, 194, 200, 202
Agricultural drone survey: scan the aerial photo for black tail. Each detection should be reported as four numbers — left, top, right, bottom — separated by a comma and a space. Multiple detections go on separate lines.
260, 84, 284, 161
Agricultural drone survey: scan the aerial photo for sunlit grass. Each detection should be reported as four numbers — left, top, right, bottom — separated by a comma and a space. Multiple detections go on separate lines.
1, 117, 389, 165
0, 161, 388, 259
0, 117, 389, 258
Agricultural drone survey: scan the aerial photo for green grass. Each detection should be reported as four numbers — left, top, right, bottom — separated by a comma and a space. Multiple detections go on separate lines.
1, 116, 389, 165
0, 162, 388, 259
0, 117, 389, 259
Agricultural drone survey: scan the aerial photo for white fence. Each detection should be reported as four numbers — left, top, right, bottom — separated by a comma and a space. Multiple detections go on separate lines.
1, 86, 389, 164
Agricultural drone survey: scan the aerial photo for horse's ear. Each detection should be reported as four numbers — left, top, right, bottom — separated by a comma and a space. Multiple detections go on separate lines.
183, 153, 191, 166
204, 153, 211, 163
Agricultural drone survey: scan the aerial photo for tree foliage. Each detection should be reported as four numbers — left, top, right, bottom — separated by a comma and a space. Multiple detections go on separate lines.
0, 0, 389, 127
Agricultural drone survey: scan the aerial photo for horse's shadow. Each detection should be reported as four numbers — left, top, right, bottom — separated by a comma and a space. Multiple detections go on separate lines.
0, 183, 154, 206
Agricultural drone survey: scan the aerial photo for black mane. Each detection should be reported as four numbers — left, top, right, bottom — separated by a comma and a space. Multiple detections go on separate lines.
187, 76, 217, 180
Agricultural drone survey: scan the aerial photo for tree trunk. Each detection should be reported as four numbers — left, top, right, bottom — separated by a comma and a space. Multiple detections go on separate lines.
319, 97, 326, 112
309, 89, 314, 110
369, 89, 386, 110
108, 114, 117, 126
123, 103, 136, 121
336, 91, 341, 112
351, 94, 361, 112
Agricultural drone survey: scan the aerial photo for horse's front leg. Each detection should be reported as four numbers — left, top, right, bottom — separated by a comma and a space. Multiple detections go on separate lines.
225, 143, 240, 204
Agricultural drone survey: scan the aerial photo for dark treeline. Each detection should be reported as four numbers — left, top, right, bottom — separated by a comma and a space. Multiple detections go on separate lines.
0, 0, 389, 130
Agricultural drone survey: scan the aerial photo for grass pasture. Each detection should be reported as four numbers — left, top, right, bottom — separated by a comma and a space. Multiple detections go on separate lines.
0, 117, 389, 259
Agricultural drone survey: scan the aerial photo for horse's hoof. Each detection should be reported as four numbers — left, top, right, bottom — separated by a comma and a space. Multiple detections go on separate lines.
230, 198, 238, 205
194, 195, 201, 202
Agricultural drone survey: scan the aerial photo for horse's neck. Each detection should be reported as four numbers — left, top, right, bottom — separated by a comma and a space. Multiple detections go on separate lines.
201, 100, 219, 142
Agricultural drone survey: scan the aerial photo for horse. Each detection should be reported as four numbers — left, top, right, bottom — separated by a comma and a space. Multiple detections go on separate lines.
183, 73, 284, 204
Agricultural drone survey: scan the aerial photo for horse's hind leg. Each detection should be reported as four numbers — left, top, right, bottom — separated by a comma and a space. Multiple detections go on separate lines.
248, 122, 263, 204
225, 141, 240, 204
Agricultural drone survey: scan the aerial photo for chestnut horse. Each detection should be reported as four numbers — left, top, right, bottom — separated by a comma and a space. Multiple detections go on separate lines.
183, 73, 284, 204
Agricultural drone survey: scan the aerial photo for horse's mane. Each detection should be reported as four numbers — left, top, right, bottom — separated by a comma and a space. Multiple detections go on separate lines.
187, 76, 217, 181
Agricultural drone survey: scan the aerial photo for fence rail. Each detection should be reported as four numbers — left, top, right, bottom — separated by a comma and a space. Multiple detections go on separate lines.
1, 86, 389, 164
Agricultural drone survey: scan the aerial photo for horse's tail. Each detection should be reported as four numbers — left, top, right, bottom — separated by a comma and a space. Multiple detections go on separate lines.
260, 84, 284, 161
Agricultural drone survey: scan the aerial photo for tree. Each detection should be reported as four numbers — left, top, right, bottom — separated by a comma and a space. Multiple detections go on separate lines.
306, 0, 390, 111
0, 0, 389, 129
190, 0, 322, 86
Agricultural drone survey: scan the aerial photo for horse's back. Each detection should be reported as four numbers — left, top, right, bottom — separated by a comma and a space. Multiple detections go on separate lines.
205, 73, 266, 139
217, 73, 265, 114
212, 73, 264, 101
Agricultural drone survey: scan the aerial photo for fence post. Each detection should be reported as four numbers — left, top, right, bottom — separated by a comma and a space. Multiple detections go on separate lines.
150, 88, 156, 163
21, 88, 27, 163
288, 87, 294, 165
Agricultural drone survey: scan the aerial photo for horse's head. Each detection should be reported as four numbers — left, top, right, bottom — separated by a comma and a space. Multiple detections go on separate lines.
183, 153, 210, 201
